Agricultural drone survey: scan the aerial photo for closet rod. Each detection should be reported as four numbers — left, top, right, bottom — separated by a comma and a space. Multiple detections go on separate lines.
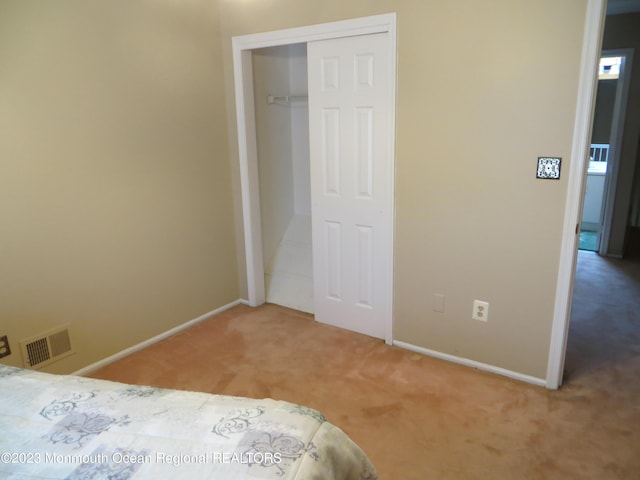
267, 94, 308, 105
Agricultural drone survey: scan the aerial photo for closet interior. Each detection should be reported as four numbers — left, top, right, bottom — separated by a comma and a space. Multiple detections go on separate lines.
252, 43, 313, 313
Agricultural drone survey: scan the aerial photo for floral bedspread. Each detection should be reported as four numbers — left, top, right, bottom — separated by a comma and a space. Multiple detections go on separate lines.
0, 365, 377, 479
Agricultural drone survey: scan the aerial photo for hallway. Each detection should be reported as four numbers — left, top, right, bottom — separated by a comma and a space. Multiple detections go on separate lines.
565, 250, 640, 382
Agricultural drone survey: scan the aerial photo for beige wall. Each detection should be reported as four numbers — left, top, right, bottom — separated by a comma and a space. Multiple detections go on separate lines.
0, 0, 238, 373
591, 80, 617, 144
220, 0, 588, 379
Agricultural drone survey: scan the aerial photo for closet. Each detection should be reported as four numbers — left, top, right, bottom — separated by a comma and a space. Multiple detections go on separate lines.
252, 44, 313, 313
234, 16, 396, 342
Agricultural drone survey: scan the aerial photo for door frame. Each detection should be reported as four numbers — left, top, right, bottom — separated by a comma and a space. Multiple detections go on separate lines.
598, 48, 634, 256
231, 14, 397, 344
547, 0, 606, 389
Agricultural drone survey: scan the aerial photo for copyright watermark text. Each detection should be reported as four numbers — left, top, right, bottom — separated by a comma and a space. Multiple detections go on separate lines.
1, 450, 282, 467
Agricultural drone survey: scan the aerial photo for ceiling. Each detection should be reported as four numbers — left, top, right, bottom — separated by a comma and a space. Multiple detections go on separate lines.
607, 0, 640, 14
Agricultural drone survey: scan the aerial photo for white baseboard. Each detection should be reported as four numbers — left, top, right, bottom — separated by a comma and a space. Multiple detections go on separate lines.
73, 299, 248, 376
393, 340, 547, 388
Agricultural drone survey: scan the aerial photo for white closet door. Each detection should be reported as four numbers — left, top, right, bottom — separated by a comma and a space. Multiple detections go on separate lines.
308, 32, 393, 341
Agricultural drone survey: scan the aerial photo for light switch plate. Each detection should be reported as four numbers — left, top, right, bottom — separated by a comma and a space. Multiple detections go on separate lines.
433, 294, 445, 313
537, 157, 562, 179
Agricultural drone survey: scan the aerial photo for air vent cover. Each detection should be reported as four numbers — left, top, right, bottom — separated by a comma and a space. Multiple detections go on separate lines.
20, 325, 73, 369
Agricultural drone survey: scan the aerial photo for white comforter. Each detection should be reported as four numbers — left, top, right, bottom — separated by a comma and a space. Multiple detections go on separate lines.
0, 365, 377, 479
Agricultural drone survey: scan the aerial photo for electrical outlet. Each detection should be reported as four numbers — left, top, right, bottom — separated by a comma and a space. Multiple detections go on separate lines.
472, 300, 489, 322
433, 294, 445, 313
0, 335, 11, 358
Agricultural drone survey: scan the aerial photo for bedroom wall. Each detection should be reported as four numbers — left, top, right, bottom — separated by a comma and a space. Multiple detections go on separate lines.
220, 0, 588, 380
0, 0, 238, 373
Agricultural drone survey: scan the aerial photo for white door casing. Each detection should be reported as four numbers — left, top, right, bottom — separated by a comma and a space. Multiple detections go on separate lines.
308, 33, 393, 341
547, 0, 605, 389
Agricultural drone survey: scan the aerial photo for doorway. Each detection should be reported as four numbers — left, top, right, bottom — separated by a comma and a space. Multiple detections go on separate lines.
549, 0, 639, 389
579, 51, 633, 254
232, 14, 397, 344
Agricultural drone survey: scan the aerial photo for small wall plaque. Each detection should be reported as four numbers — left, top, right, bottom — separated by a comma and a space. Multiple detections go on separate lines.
537, 157, 561, 179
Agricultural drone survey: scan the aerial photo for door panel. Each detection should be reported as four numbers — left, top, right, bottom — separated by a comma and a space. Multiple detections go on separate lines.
308, 32, 392, 340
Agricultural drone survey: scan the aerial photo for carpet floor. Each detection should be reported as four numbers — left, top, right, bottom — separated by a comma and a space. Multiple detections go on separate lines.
89, 252, 640, 479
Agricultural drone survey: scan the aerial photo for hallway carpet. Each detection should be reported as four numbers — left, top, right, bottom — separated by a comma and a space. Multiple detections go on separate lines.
89, 254, 640, 479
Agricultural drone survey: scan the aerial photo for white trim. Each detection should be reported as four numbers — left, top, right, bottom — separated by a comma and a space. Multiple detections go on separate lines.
233, 43, 264, 306
73, 300, 247, 376
546, 0, 606, 390
232, 14, 396, 51
598, 48, 634, 256
394, 341, 546, 388
232, 14, 397, 344
385, 19, 397, 345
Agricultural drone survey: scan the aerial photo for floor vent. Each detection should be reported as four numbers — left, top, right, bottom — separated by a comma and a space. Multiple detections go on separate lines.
20, 325, 73, 369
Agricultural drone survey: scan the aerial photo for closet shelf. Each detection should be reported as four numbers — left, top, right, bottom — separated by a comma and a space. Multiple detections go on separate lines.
267, 94, 308, 106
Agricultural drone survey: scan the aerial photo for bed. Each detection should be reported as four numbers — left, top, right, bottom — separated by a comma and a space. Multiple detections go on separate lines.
0, 365, 377, 479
